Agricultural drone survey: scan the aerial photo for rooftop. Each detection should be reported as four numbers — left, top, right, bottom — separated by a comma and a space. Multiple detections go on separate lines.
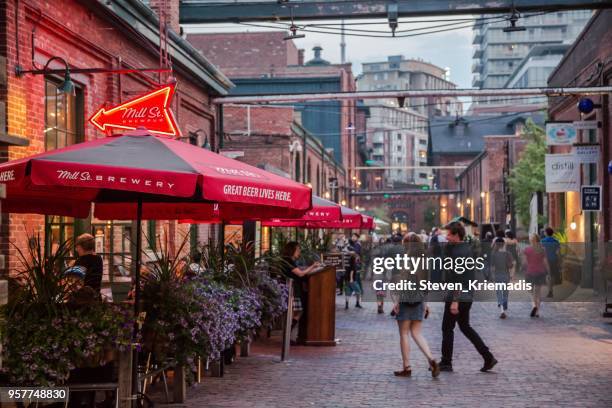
429, 112, 545, 155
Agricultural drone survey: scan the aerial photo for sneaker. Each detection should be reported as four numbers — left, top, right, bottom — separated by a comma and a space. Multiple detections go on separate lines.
377, 305, 384, 314
530, 307, 537, 317
499, 312, 507, 319
439, 362, 453, 372
481, 357, 498, 372
355, 303, 363, 309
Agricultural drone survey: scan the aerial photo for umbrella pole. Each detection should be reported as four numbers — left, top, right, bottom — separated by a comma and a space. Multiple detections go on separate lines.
132, 196, 143, 406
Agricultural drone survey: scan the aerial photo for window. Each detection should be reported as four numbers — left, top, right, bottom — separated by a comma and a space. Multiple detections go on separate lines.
44, 77, 84, 254
45, 77, 83, 150
397, 134, 402, 141
419, 139, 427, 146
397, 145, 402, 152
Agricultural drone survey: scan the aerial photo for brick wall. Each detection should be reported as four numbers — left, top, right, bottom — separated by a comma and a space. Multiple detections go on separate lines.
0, 0, 217, 275
221, 104, 346, 199
188, 32, 299, 78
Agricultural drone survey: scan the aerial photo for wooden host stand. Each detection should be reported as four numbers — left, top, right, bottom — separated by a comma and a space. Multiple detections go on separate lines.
303, 264, 337, 346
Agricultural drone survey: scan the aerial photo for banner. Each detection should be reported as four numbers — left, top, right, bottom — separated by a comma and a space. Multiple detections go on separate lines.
546, 122, 577, 146
545, 154, 580, 192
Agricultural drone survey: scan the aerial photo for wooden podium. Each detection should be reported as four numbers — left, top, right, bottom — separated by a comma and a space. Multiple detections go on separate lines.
303, 265, 337, 346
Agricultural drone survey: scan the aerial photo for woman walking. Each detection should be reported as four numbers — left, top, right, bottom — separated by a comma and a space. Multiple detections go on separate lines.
489, 237, 515, 319
392, 234, 440, 378
522, 234, 549, 318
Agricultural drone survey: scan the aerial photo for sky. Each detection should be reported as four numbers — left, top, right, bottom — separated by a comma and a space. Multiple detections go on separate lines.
184, 17, 475, 88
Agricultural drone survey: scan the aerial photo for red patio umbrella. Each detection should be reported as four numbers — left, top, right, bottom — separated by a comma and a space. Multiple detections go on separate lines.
0, 127, 312, 310
263, 205, 375, 230
0, 128, 312, 395
261, 195, 342, 227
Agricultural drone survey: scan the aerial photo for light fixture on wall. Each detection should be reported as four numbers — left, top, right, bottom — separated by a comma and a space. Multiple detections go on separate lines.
569, 212, 582, 231
16, 56, 75, 95
480, 191, 486, 198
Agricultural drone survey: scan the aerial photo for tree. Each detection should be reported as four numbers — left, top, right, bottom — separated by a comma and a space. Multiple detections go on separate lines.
508, 120, 546, 226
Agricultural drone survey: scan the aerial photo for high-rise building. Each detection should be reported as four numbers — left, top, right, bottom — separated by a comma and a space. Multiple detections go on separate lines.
472, 10, 591, 95
359, 56, 461, 117
357, 56, 462, 186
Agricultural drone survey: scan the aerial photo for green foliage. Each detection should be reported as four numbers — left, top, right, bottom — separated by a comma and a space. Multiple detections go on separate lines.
6, 234, 73, 318
1, 235, 133, 386
508, 120, 546, 226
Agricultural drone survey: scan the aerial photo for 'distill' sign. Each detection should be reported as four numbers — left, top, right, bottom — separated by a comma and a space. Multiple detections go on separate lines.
89, 84, 179, 136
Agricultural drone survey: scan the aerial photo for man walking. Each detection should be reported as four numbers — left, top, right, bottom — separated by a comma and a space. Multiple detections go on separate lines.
541, 227, 561, 298
439, 222, 497, 372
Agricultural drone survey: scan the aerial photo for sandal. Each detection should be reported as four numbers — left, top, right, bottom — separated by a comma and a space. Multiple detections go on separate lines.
429, 359, 440, 378
394, 366, 412, 377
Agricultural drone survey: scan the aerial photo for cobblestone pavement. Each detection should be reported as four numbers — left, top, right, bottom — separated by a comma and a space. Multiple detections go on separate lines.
186, 299, 612, 408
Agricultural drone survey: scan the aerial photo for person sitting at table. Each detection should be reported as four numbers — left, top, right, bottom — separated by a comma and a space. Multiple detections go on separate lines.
74, 233, 104, 293
280, 241, 321, 343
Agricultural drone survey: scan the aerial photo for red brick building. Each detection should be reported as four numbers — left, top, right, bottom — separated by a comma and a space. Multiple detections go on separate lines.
547, 10, 612, 291
454, 136, 528, 231
429, 113, 544, 228
188, 32, 359, 206
0, 0, 231, 278
221, 104, 345, 199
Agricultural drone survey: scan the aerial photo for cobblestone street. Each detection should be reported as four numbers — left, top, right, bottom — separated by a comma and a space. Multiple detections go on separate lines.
187, 299, 612, 408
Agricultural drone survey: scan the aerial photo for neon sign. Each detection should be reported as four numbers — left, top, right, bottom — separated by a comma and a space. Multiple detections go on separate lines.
89, 84, 179, 136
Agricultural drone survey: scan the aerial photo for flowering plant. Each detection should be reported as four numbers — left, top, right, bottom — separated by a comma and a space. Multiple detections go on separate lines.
1, 302, 133, 386
0, 235, 133, 386
228, 286, 262, 340
257, 273, 288, 328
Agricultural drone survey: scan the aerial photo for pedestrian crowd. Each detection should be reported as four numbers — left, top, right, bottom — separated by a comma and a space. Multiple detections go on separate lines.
343, 222, 564, 378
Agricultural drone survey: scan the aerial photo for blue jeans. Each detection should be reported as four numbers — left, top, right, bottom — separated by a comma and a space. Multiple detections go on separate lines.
496, 273, 509, 310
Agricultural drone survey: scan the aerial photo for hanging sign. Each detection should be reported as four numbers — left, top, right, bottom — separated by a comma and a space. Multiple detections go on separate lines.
573, 144, 600, 164
89, 84, 179, 136
546, 122, 577, 146
573, 120, 600, 131
545, 153, 580, 192
581, 185, 601, 211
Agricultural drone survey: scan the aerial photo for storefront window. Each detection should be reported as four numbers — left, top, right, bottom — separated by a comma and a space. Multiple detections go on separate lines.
44, 77, 84, 253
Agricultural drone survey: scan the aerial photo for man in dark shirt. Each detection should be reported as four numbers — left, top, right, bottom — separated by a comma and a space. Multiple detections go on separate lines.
74, 233, 104, 293
440, 222, 497, 373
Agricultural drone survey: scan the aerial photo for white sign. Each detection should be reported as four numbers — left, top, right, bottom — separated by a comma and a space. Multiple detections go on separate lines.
574, 145, 600, 164
546, 122, 577, 146
545, 154, 580, 192
573, 120, 599, 131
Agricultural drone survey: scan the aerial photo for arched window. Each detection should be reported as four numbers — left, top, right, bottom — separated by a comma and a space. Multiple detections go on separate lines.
306, 158, 312, 184
316, 165, 321, 195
